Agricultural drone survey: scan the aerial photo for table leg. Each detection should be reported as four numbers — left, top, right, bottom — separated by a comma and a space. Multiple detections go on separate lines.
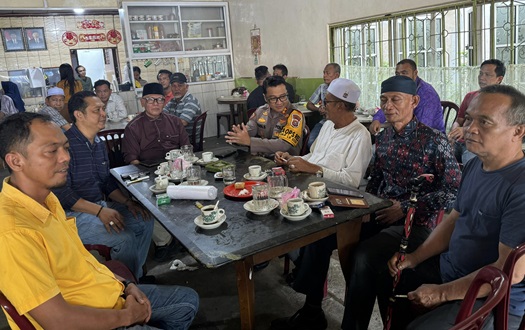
238, 104, 247, 124
229, 105, 237, 126
235, 256, 255, 329
336, 216, 366, 282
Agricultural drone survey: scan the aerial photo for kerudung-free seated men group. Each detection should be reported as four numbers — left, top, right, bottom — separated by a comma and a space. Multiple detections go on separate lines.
1, 62, 525, 330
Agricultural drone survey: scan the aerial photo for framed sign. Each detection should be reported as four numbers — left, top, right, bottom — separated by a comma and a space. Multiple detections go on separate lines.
24, 27, 47, 51
2, 28, 25, 52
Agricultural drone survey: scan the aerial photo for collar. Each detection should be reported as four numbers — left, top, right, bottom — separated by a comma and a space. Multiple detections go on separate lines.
174, 91, 190, 103
142, 111, 165, 122
69, 124, 101, 145
390, 116, 419, 138
1, 178, 61, 224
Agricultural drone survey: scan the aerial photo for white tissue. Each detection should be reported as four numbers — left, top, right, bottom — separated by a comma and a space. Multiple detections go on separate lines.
166, 185, 217, 200
170, 259, 198, 271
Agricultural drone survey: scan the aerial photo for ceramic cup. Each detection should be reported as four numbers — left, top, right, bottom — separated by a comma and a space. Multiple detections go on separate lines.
202, 151, 214, 162
166, 149, 181, 160
155, 175, 169, 190
248, 165, 262, 177
157, 162, 169, 175
287, 198, 308, 216
201, 205, 225, 224
252, 183, 269, 211
308, 181, 327, 199
186, 165, 201, 186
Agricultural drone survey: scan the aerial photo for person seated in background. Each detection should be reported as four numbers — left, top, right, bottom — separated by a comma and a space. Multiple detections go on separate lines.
391, 84, 525, 330
38, 87, 71, 131
0, 81, 24, 122
157, 69, 174, 103
271, 75, 460, 330
163, 72, 202, 138
226, 75, 304, 157
123, 83, 190, 165
247, 65, 271, 110
0, 112, 199, 330
306, 63, 341, 149
369, 59, 444, 135
275, 78, 372, 188
94, 79, 128, 121
76, 65, 93, 92
448, 59, 506, 165
273, 63, 296, 103
53, 91, 154, 281
133, 66, 147, 88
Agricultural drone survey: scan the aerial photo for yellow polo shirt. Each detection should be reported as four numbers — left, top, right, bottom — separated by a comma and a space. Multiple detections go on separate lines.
0, 178, 125, 329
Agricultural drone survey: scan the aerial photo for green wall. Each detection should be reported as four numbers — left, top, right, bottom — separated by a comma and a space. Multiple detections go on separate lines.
235, 77, 324, 101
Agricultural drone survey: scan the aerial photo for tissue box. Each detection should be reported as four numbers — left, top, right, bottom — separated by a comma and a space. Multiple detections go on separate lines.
156, 193, 171, 206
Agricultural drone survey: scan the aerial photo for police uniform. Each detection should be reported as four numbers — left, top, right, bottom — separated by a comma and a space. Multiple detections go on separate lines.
246, 103, 304, 156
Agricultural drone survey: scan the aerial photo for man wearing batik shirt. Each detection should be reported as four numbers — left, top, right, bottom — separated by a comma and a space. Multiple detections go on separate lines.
225, 75, 304, 157
369, 58, 444, 134
270, 75, 460, 330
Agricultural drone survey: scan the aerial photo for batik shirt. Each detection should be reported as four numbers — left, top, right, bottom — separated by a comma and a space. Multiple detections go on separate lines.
366, 118, 461, 229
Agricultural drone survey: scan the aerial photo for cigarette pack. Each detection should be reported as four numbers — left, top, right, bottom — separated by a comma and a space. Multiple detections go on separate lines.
272, 167, 286, 176
156, 193, 171, 206
320, 206, 334, 218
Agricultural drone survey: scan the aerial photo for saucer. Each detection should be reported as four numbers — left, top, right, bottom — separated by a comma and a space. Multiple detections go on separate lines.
280, 205, 312, 221
185, 156, 199, 163
154, 170, 170, 176
149, 183, 174, 194
179, 180, 209, 186
301, 190, 329, 202
269, 186, 293, 199
167, 173, 186, 181
243, 198, 279, 215
196, 157, 219, 165
243, 172, 268, 181
194, 213, 226, 230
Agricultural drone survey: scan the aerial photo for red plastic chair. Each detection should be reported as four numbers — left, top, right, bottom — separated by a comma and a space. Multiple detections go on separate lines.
451, 266, 509, 330
0, 291, 36, 329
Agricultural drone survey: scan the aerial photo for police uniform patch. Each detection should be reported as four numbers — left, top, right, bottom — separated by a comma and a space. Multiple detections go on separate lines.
277, 109, 303, 147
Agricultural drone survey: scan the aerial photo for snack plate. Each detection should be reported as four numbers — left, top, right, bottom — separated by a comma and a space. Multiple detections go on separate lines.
194, 213, 226, 230
243, 198, 279, 215
280, 206, 312, 222
223, 181, 262, 200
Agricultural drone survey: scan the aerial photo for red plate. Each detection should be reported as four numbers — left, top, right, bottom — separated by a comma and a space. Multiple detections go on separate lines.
223, 181, 262, 200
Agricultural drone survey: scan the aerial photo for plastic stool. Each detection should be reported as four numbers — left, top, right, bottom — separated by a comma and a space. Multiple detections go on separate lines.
216, 111, 232, 137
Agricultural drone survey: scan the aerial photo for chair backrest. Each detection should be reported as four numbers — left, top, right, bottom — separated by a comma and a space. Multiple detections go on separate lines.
441, 101, 459, 133
246, 108, 257, 122
300, 124, 311, 156
451, 266, 509, 330
97, 129, 125, 168
191, 112, 207, 152
0, 291, 36, 330
495, 243, 525, 330
84, 244, 137, 283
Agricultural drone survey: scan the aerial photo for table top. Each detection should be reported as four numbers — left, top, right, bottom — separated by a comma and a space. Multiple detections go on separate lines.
217, 95, 248, 104
293, 103, 373, 124
111, 151, 390, 268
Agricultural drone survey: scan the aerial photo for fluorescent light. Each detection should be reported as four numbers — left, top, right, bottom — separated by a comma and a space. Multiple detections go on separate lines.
73, 8, 85, 14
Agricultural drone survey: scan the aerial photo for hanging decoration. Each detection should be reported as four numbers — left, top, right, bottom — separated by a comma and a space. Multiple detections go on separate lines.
250, 26, 261, 65
76, 19, 105, 30
79, 33, 106, 42
62, 31, 78, 46
107, 29, 122, 44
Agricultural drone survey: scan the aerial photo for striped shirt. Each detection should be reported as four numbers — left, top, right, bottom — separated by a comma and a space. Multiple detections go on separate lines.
53, 124, 119, 210
163, 91, 201, 136
39, 105, 68, 128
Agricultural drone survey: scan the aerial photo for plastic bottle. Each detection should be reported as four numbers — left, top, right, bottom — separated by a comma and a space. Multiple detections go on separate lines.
153, 25, 160, 39
159, 25, 165, 39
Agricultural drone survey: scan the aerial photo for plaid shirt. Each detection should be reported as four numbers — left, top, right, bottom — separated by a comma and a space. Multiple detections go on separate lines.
39, 105, 68, 128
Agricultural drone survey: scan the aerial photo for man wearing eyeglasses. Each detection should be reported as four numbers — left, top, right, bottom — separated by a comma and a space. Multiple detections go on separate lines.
123, 83, 189, 165
225, 75, 305, 156
163, 72, 201, 137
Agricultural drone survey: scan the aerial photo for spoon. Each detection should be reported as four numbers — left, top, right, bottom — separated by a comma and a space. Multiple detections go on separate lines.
214, 200, 220, 210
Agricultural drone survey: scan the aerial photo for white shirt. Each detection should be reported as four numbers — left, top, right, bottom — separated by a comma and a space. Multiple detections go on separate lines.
104, 93, 128, 120
304, 119, 372, 188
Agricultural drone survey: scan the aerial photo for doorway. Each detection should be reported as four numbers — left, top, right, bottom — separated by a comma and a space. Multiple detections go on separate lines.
70, 48, 121, 89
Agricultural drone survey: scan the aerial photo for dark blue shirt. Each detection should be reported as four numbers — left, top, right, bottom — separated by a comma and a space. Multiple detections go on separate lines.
53, 125, 119, 210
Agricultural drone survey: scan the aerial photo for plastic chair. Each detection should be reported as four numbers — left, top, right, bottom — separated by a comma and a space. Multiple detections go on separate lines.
97, 129, 125, 168
300, 124, 311, 156
191, 112, 207, 152
451, 266, 508, 330
441, 101, 459, 133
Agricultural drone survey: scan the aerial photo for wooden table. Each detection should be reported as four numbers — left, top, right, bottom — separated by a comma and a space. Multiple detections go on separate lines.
102, 118, 129, 131
217, 95, 248, 125
111, 151, 390, 329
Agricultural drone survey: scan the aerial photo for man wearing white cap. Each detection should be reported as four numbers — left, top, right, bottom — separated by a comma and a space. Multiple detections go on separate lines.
275, 78, 372, 188
39, 87, 71, 131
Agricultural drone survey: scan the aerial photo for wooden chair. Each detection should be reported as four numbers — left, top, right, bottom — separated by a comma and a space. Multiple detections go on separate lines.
300, 124, 311, 156
246, 108, 257, 123
190, 112, 207, 152
216, 112, 232, 138
451, 266, 508, 330
441, 101, 459, 133
97, 129, 125, 168
0, 244, 135, 330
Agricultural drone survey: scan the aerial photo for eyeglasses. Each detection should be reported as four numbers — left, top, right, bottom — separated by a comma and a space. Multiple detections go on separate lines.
323, 99, 341, 106
266, 94, 288, 104
143, 97, 165, 104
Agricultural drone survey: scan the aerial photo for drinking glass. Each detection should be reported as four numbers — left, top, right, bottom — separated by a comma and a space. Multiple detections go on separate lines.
252, 183, 269, 211
267, 175, 288, 198
186, 165, 201, 185
181, 144, 194, 161
222, 165, 236, 185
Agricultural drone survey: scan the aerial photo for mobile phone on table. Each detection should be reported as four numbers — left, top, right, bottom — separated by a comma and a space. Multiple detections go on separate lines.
327, 187, 364, 198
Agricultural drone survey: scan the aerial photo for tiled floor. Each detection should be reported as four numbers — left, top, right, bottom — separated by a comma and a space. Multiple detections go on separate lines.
0, 135, 384, 329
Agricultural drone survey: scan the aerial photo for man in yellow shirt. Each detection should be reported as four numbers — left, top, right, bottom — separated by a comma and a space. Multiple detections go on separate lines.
0, 112, 198, 329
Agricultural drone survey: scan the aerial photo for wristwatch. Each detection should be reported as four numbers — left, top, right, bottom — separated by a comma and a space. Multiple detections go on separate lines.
316, 168, 324, 178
